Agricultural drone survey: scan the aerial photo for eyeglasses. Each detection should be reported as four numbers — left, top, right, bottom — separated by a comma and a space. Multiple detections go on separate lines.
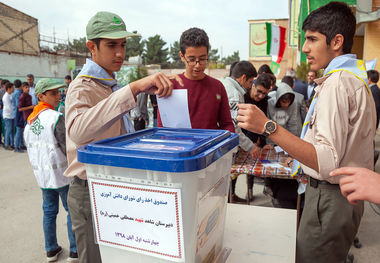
183, 56, 209, 66
255, 87, 268, 96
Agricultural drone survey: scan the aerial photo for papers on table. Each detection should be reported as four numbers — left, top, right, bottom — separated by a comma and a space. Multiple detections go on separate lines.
262, 161, 291, 171
157, 89, 192, 129
274, 146, 288, 155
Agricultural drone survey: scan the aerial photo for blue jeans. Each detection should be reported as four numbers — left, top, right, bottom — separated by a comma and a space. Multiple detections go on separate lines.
42, 185, 77, 253
14, 126, 24, 148
0, 116, 3, 143
4, 118, 14, 147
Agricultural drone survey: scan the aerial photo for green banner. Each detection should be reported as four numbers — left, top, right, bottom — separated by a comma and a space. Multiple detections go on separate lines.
249, 23, 270, 58
66, 60, 76, 71
270, 61, 281, 76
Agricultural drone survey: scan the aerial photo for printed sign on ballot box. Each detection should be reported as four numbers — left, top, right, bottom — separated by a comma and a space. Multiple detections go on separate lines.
88, 178, 185, 262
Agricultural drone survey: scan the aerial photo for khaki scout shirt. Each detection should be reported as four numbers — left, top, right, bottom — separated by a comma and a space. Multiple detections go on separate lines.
64, 77, 137, 179
301, 71, 376, 184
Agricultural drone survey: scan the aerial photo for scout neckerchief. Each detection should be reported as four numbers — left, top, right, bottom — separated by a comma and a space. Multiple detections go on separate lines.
27, 101, 54, 125
77, 58, 135, 133
292, 54, 370, 194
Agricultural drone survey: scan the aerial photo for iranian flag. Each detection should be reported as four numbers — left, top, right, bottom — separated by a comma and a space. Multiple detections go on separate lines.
266, 22, 286, 64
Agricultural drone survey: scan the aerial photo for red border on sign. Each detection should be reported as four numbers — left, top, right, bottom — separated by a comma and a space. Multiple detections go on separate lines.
90, 181, 183, 259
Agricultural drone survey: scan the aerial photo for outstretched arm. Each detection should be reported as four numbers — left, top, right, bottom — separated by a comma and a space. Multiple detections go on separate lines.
237, 103, 318, 171
330, 167, 380, 205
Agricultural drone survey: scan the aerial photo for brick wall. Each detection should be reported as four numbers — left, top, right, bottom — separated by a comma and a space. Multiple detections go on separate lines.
0, 3, 39, 55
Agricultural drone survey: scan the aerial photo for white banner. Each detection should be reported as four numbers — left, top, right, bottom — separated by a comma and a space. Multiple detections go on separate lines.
88, 178, 185, 262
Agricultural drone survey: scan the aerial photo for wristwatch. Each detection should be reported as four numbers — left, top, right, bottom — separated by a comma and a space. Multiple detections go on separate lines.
263, 120, 277, 136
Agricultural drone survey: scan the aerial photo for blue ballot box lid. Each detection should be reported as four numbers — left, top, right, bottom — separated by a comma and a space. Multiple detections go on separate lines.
77, 128, 238, 172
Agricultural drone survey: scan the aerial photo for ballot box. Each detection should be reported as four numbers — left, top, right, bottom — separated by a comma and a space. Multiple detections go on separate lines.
77, 128, 238, 262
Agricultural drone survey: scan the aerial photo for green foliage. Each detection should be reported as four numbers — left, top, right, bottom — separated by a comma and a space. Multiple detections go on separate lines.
296, 62, 310, 82
125, 31, 144, 60
169, 41, 184, 68
143, 35, 169, 67
208, 46, 220, 63
53, 37, 88, 54
222, 51, 240, 65
69, 37, 88, 53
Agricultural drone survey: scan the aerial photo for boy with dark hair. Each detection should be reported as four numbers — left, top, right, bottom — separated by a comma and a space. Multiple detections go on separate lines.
244, 74, 272, 199
0, 79, 10, 145
12, 79, 25, 152
19, 82, 34, 123
65, 11, 175, 262
158, 27, 234, 132
24, 79, 78, 262
368, 69, 380, 129
281, 75, 306, 134
237, 2, 375, 262
223, 60, 257, 203
3, 82, 15, 150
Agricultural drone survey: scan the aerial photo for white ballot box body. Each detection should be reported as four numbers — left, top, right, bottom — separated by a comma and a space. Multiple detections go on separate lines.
78, 128, 238, 263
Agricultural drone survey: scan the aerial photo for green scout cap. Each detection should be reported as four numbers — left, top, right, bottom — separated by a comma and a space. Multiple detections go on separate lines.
86, 11, 140, 40
35, 79, 65, 94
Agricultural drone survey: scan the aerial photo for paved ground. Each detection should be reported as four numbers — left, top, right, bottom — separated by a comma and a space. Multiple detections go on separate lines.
1, 133, 380, 262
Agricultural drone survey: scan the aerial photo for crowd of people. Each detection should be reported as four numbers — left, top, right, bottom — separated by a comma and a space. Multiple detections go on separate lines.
2, 2, 380, 263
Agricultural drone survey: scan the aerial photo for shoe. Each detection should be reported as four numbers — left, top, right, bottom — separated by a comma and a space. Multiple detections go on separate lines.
263, 186, 273, 197
46, 246, 63, 262
14, 148, 24, 153
231, 194, 247, 204
10, 145, 15, 150
21, 145, 27, 150
4, 145, 12, 150
67, 251, 79, 262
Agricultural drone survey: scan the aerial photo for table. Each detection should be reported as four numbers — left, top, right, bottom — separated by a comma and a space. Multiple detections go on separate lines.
223, 204, 296, 263
230, 148, 297, 180
230, 149, 305, 227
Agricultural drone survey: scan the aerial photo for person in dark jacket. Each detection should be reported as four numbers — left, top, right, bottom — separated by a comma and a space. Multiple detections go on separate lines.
243, 74, 272, 200
368, 70, 380, 129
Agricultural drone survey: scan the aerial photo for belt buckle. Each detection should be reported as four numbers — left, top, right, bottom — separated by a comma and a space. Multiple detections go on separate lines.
309, 177, 318, 188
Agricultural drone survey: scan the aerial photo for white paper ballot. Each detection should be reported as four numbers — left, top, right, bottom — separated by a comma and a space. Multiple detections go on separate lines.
157, 89, 192, 128
274, 146, 288, 155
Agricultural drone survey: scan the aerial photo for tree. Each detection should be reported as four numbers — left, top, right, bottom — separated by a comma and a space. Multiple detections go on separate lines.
222, 51, 240, 65
53, 37, 88, 55
208, 46, 220, 63
125, 31, 144, 60
169, 41, 183, 68
143, 34, 169, 66
69, 37, 88, 54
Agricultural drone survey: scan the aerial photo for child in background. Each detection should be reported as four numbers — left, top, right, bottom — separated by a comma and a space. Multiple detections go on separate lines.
266, 82, 299, 209
24, 78, 78, 262
13, 79, 25, 152
3, 82, 15, 150
157, 27, 234, 133
19, 82, 34, 124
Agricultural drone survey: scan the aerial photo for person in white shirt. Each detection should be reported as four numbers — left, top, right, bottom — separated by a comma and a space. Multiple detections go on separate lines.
3, 82, 15, 149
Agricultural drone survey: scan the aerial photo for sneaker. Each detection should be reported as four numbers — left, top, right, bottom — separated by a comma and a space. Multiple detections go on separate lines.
67, 251, 79, 262
46, 246, 63, 262
4, 145, 12, 150
21, 145, 27, 150
14, 148, 24, 153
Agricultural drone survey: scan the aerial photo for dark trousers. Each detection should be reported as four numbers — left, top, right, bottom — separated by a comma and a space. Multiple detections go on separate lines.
68, 178, 102, 263
134, 118, 146, 131
296, 182, 363, 263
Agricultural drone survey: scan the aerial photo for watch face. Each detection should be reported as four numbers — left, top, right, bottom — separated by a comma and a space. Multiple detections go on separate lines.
266, 121, 276, 133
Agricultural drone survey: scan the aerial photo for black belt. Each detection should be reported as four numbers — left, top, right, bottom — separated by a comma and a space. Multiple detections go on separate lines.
74, 176, 88, 187
309, 177, 338, 188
